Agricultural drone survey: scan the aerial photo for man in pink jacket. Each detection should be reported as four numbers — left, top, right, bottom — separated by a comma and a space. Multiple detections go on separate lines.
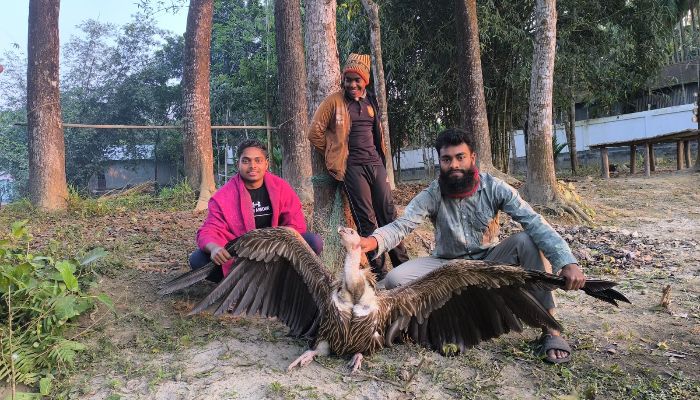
190, 139, 322, 282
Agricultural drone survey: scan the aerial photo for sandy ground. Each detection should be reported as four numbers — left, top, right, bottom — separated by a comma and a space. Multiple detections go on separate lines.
2, 169, 699, 399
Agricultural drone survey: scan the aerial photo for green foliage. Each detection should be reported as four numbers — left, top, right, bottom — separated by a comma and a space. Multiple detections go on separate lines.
211, 0, 277, 126
0, 221, 110, 392
552, 135, 568, 162
554, 0, 677, 117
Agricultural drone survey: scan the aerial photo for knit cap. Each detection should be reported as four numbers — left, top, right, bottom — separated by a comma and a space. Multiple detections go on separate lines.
343, 53, 371, 84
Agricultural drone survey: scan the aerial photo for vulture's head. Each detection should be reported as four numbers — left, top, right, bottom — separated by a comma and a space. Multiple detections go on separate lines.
337, 226, 361, 252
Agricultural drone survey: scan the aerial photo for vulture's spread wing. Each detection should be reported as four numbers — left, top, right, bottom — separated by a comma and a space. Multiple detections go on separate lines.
159, 228, 336, 338
382, 259, 628, 354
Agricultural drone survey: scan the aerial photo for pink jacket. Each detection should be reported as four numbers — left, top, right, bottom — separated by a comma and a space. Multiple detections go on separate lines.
196, 172, 307, 276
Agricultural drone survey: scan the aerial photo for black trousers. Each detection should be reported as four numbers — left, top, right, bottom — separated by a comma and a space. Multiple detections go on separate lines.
343, 164, 409, 278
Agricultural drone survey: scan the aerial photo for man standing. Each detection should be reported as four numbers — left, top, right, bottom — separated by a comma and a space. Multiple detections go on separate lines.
360, 128, 586, 364
308, 53, 408, 279
190, 139, 322, 281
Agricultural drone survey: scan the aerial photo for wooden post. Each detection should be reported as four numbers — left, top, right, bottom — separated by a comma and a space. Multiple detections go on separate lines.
629, 144, 637, 174
649, 142, 656, 172
683, 140, 691, 168
600, 147, 610, 179
677, 141, 684, 169
644, 142, 651, 177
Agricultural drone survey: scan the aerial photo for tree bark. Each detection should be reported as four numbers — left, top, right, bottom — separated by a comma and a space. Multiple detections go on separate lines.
275, 0, 312, 203
564, 95, 578, 174
360, 0, 396, 189
521, 0, 558, 204
182, 0, 216, 211
454, 0, 493, 170
27, 0, 68, 210
304, 0, 342, 231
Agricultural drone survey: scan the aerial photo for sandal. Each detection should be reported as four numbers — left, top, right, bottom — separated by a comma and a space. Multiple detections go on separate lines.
537, 334, 572, 364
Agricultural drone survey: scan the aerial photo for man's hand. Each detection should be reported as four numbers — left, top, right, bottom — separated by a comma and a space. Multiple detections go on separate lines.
359, 236, 378, 253
208, 244, 232, 265
559, 263, 586, 290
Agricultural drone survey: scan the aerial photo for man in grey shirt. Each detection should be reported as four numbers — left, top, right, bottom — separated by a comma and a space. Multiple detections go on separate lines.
360, 128, 586, 363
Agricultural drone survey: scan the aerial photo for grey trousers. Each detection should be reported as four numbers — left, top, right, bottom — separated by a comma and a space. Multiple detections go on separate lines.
381, 232, 555, 309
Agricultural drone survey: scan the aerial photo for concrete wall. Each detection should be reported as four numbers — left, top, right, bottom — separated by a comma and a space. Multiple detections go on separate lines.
513, 103, 697, 157
87, 160, 180, 192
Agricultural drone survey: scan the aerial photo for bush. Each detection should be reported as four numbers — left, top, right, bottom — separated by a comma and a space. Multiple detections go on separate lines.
0, 221, 112, 396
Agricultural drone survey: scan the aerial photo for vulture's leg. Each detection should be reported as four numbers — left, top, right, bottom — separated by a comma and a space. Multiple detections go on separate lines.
287, 340, 329, 371
347, 353, 363, 373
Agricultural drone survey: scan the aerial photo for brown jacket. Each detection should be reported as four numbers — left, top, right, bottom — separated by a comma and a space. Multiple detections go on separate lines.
307, 90, 388, 181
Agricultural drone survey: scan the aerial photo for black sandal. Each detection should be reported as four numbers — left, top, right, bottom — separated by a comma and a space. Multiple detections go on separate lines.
537, 334, 572, 364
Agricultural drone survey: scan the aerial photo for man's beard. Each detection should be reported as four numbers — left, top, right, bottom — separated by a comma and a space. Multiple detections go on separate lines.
439, 167, 478, 196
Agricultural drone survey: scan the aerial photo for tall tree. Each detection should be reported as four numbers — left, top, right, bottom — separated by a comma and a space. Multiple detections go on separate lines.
274, 0, 312, 202
303, 0, 341, 217
27, 0, 68, 210
454, 0, 494, 171
304, 0, 346, 271
182, 0, 216, 210
521, 0, 557, 204
520, 0, 589, 221
359, 0, 396, 189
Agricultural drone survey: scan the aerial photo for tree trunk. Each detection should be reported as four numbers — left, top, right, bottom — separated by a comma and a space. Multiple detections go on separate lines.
521, 0, 558, 204
564, 95, 578, 174
182, 0, 216, 211
303, 0, 343, 254
454, 0, 493, 170
275, 0, 312, 203
679, 21, 687, 61
27, 0, 68, 211
360, 0, 396, 189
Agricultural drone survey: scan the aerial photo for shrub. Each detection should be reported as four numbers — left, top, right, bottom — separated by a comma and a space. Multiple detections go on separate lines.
0, 221, 112, 396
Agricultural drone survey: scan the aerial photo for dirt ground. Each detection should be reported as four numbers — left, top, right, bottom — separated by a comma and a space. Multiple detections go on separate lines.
2, 169, 699, 399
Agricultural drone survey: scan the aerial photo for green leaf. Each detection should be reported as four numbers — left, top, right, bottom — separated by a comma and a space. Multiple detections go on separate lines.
49, 340, 86, 364
79, 247, 108, 265
53, 296, 79, 320
95, 293, 116, 313
55, 261, 78, 291
10, 220, 28, 238
40, 375, 53, 395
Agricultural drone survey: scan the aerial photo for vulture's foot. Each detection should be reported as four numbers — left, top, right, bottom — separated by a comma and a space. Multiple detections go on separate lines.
347, 353, 364, 374
287, 349, 318, 371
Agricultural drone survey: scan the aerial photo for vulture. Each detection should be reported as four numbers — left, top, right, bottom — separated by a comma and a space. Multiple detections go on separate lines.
159, 227, 629, 372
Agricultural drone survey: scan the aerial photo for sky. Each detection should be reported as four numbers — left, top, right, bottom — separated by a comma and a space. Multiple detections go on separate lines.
0, 1, 189, 56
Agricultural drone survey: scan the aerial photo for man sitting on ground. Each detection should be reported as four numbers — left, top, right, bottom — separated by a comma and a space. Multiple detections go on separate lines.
189, 139, 322, 281
360, 128, 586, 364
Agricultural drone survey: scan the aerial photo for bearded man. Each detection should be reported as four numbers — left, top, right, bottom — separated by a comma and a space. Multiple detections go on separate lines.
359, 128, 586, 364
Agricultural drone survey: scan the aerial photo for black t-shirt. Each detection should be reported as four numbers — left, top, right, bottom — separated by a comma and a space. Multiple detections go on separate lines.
247, 183, 273, 229
346, 95, 382, 166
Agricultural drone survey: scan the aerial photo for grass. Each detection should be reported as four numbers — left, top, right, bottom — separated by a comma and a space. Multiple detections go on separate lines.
2, 173, 698, 399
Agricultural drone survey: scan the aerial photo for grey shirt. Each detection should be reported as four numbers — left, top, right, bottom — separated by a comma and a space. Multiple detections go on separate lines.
371, 173, 577, 273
